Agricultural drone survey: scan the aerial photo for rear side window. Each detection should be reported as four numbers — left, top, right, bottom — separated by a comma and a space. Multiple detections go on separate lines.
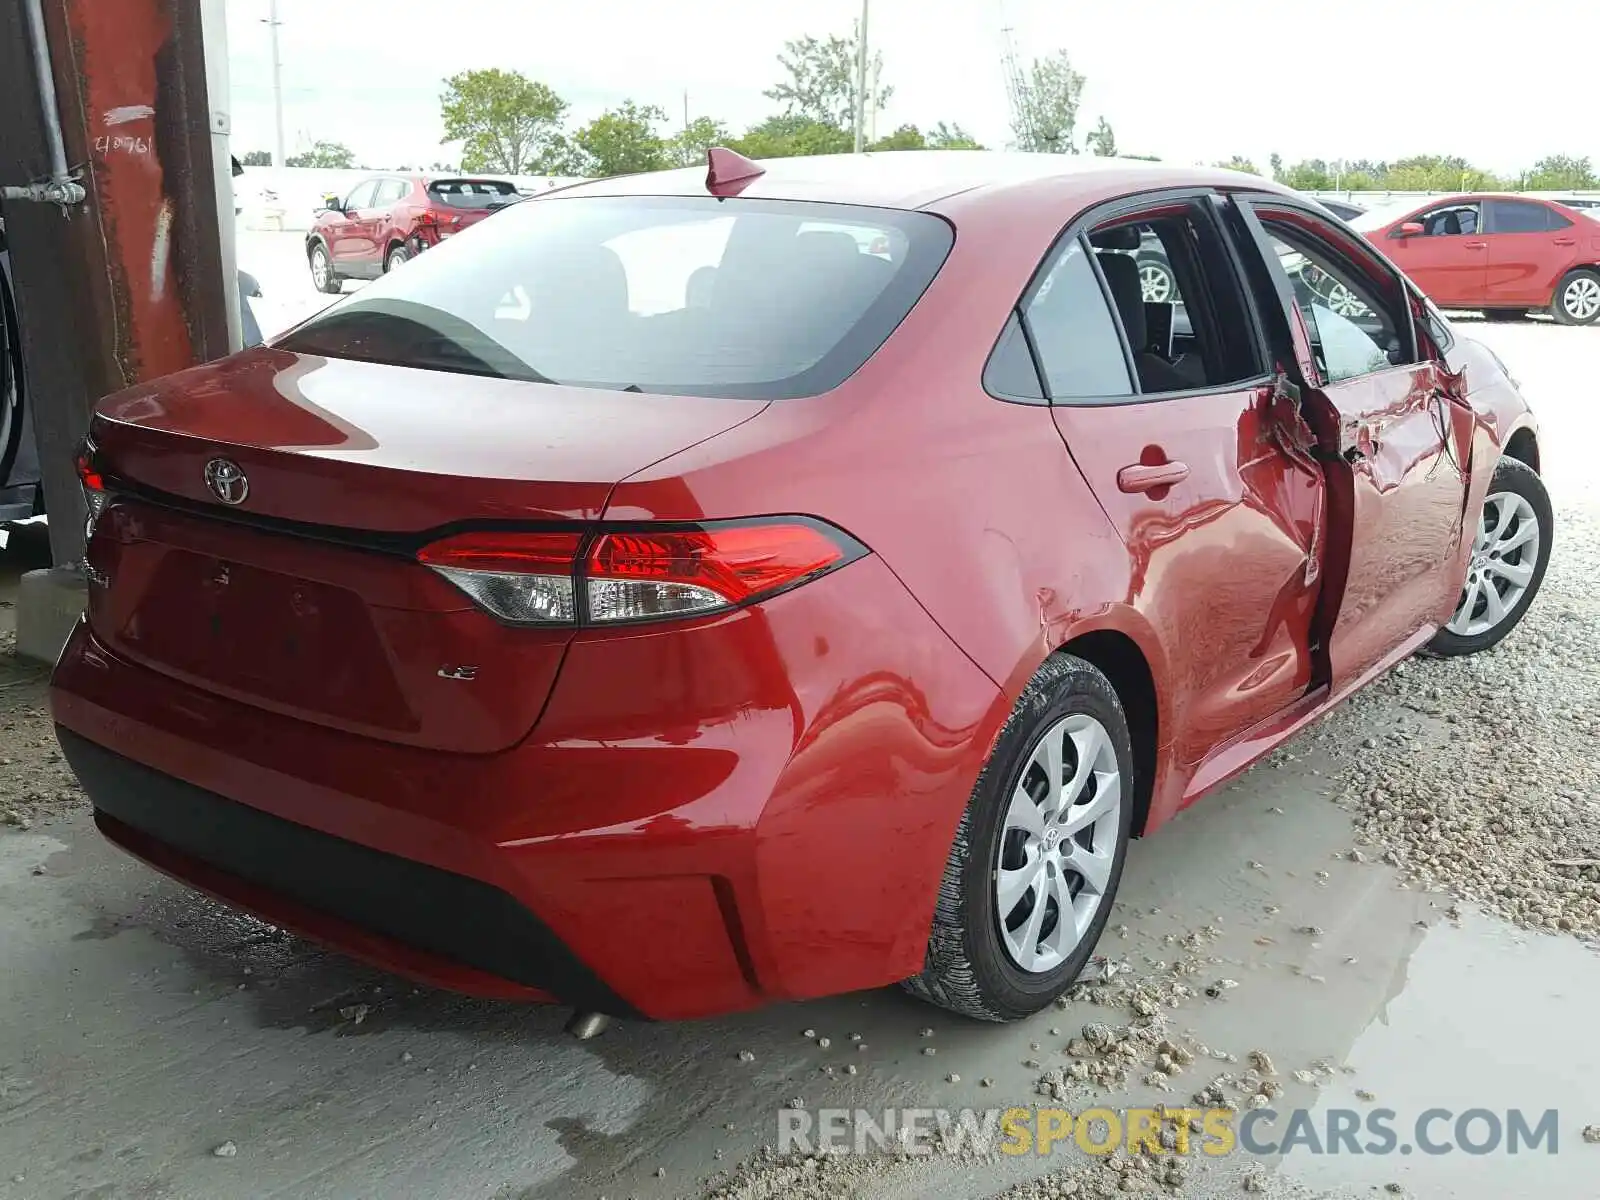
1021, 239, 1133, 399
1488, 199, 1558, 233
429, 179, 520, 209
374, 179, 409, 206
278, 195, 952, 400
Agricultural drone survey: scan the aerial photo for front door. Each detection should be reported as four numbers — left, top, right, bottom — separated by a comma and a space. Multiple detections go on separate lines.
329, 179, 378, 268
1240, 199, 1470, 687
1028, 196, 1325, 773
1382, 201, 1487, 307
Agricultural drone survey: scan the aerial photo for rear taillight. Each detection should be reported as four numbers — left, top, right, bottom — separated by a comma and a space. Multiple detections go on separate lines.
418, 207, 463, 238
417, 531, 581, 625
416, 520, 862, 627
76, 437, 109, 539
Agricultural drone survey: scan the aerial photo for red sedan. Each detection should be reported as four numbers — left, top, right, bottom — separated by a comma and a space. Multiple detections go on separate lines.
306, 174, 521, 293
1354, 193, 1600, 324
54, 150, 1549, 1024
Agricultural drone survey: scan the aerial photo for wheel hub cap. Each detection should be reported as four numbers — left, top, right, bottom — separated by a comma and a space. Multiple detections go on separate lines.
994, 712, 1123, 975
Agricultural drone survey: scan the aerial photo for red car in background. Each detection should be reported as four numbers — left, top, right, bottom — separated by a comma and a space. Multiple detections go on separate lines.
56, 151, 1550, 1025
1354, 194, 1600, 324
306, 174, 521, 293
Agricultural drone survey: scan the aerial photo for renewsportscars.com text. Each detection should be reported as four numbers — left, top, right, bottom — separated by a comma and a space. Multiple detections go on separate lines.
778, 1106, 1562, 1158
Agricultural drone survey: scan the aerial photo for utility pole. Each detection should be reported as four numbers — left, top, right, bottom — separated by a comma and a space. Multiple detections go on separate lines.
852, 0, 870, 152
264, 0, 286, 167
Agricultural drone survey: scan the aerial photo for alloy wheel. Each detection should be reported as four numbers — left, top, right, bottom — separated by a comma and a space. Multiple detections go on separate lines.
311, 251, 329, 290
1139, 263, 1174, 304
1446, 490, 1542, 638
994, 713, 1123, 974
1562, 275, 1600, 322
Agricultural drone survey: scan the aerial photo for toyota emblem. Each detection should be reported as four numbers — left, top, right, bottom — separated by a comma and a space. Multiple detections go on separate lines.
203, 458, 249, 505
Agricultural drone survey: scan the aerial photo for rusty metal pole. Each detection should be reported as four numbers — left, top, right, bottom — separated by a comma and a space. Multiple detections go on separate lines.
0, 0, 231, 569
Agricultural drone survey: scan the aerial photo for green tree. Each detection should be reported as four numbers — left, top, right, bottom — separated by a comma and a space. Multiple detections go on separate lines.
765, 25, 890, 133
1268, 151, 1283, 180
1084, 117, 1118, 157
239, 149, 273, 167
1011, 50, 1085, 153
1384, 155, 1502, 191
665, 116, 732, 168
1525, 154, 1596, 191
728, 114, 852, 159
1278, 159, 1332, 190
285, 140, 355, 169
868, 124, 926, 152
926, 121, 983, 150
573, 101, 667, 177
1214, 155, 1259, 175
440, 68, 569, 174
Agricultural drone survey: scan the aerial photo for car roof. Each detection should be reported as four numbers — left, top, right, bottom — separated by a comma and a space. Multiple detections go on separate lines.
551, 151, 1299, 213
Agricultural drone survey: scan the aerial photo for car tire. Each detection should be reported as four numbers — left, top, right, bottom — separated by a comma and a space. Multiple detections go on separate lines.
1137, 258, 1175, 305
1550, 268, 1600, 326
309, 243, 342, 295
903, 653, 1135, 1022
1424, 457, 1552, 658
1482, 309, 1527, 323
384, 243, 410, 273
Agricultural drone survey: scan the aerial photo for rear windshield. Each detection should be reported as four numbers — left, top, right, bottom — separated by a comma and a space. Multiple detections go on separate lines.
277, 195, 953, 399
428, 179, 519, 209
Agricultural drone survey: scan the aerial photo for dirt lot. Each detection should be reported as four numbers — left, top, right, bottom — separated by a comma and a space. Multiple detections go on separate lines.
2, 316, 1597, 1200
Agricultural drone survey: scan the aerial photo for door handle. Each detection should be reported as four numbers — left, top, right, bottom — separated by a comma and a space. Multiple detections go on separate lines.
1553, 237, 1577, 247
1463, 240, 1487, 250
1117, 461, 1190, 493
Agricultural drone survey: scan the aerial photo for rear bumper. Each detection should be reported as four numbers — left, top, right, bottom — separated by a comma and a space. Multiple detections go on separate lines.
50, 554, 1003, 1019
65, 729, 629, 1012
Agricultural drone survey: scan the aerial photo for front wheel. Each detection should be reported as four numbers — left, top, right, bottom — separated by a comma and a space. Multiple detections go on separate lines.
1551, 268, 1600, 325
309, 244, 341, 295
1426, 457, 1552, 657
904, 654, 1134, 1022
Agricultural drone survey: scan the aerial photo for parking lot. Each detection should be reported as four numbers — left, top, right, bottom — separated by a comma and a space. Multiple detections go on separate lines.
2, 245, 1598, 1199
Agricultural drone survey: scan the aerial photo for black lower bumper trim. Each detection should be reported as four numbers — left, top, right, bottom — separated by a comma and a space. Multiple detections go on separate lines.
58, 726, 640, 1017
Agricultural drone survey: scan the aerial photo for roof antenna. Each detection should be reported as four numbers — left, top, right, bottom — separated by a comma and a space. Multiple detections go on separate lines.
705, 146, 765, 196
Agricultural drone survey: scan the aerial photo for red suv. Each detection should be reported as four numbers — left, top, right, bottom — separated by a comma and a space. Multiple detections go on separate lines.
306, 174, 521, 293
1354, 194, 1600, 324
56, 152, 1549, 1024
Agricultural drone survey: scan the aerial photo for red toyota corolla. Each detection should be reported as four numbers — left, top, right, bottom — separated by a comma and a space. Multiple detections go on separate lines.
1352, 193, 1600, 324
53, 151, 1550, 1025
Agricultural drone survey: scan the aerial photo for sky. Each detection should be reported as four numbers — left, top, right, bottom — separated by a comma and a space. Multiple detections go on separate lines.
225, 0, 1595, 175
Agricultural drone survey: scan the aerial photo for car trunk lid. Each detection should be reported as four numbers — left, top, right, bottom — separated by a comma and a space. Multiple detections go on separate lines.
84, 348, 763, 752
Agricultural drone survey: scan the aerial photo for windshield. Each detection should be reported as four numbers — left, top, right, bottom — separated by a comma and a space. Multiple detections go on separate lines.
1349, 200, 1427, 233
278, 195, 953, 399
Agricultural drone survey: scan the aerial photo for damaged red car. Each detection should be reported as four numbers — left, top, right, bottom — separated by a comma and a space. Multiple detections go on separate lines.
53, 151, 1550, 1025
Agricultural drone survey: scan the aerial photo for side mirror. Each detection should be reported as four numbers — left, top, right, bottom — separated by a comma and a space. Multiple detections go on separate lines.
321, 193, 344, 213
1396, 221, 1425, 238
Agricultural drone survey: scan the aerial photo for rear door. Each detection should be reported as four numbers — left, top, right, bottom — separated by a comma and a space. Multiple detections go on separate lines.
1483, 198, 1574, 307
1382, 201, 1487, 306
1236, 198, 1470, 687
1026, 193, 1326, 772
365, 177, 412, 266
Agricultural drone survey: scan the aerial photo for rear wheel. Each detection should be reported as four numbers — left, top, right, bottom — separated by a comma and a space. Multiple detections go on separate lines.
904, 654, 1134, 1021
384, 243, 410, 273
309, 244, 341, 295
1426, 457, 1552, 657
1550, 269, 1600, 325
